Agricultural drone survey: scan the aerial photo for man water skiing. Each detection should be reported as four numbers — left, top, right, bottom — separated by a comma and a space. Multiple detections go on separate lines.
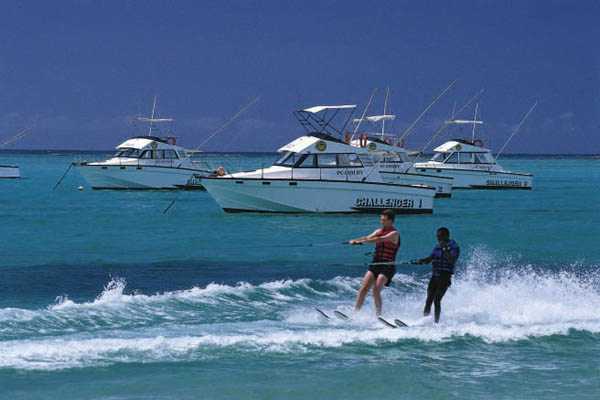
412, 227, 460, 323
349, 209, 400, 316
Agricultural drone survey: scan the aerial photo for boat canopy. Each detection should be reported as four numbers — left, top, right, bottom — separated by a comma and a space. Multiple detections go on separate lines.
433, 140, 489, 153
353, 114, 396, 123
302, 105, 357, 114
116, 137, 184, 151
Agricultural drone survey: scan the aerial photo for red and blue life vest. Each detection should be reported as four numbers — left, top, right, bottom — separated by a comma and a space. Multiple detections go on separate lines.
372, 227, 400, 263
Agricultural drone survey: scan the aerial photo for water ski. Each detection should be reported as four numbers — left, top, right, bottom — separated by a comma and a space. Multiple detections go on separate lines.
378, 317, 397, 328
394, 319, 408, 327
333, 310, 349, 321
315, 308, 330, 319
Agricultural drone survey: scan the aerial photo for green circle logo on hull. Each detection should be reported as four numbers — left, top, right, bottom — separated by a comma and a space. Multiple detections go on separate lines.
368, 142, 377, 151
316, 140, 327, 151
455, 144, 462, 151
151, 141, 158, 149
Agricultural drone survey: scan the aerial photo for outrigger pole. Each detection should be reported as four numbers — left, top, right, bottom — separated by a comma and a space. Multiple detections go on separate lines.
398, 78, 458, 142
0, 126, 35, 148
495, 102, 538, 160
351, 88, 378, 141
191, 95, 261, 153
418, 88, 485, 155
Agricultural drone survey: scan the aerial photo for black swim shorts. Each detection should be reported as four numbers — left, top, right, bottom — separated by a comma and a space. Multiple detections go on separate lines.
368, 263, 396, 286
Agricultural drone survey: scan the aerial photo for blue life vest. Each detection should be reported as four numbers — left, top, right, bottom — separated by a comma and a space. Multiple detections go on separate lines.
430, 239, 460, 276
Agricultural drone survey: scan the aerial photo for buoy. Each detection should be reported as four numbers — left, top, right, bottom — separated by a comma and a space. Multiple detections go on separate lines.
78, 186, 84, 191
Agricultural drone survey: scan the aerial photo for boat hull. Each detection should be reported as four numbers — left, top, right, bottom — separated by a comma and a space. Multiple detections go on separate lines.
0, 165, 20, 178
201, 177, 435, 214
379, 171, 453, 197
413, 166, 532, 189
73, 163, 209, 190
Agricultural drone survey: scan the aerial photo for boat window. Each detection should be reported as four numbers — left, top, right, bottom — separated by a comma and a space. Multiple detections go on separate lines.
317, 154, 337, 168
164, 150, 178, 159
459, 152, 474, 164
140, 150, 152, 159
358, 154, 374, 167
431, 153, 444, 162
443, 153, 458, 164
476, 153, 493, 164
275, 151, 298, 166
129, 149, 141, 158
176, 150, 187, 159
115, 149, 139, 158
296, 154, 316, 168
275, 151, 291, 165
152, 150, 164, 159
338, 153, 362, 167
383, 153, 402, 162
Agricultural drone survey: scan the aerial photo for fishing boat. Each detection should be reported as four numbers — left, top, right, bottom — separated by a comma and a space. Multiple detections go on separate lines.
413, 104, 536, 189
0, 127, 34, 179
197, 105, 436, 213
0, 164, 20, 178
73, 96, 214, 190
348, 115, 454, 197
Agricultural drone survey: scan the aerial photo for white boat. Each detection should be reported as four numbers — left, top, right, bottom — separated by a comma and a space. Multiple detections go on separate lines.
0, 164, 20, 178
74, 136, 213, 189
73, 97, 214, 190
0, 127, 34, 179
347, 113, 454, 197
413, 107, 535, 190
414, 139, 532, 189
197, 106, 436, 213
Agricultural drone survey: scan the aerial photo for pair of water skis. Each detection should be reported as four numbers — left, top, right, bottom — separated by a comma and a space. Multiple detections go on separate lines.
316, 308, 408, 328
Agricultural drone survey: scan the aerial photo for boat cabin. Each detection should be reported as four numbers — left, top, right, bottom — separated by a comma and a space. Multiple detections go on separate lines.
426, 139, 497, 167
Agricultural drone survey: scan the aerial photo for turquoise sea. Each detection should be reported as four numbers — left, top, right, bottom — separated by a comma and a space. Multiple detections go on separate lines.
1, 151, 599, 399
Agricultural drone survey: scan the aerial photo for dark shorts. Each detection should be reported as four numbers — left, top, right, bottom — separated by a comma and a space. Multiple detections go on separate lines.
368, 264, 396, 286
428, 272, 452, 292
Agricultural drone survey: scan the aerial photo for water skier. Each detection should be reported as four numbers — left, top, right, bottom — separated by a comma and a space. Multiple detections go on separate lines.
412, 227, 460, 323
349, 209, 400, 316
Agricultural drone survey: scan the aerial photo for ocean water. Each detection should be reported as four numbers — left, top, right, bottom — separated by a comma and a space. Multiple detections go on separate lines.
1, 151, 599, 399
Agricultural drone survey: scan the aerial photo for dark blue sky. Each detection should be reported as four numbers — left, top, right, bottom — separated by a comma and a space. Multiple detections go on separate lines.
1, 0, 598, 153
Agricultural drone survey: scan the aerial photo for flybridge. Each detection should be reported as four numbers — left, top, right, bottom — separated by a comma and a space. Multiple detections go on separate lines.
294, 105, 357, 137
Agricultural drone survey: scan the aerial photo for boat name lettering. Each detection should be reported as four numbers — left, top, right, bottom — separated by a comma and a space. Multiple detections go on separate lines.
355, 197, 415, 208
485, 179, 523, 187
336, 170, 363, 176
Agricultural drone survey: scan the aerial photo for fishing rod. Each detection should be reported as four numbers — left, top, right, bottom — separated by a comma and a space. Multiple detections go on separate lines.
53, 163, 73, 191
163, 96, 261, 215
398, 79, 458, 142
415, 88, 485, 159
495, 101, 538, 160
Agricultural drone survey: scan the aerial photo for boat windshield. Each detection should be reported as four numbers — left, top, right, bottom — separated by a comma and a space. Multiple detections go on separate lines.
431, 153, 444, 162
274, 152, 298, 167
115, 149, 141, 158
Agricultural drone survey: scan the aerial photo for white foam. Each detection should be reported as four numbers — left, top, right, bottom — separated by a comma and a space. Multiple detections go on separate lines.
2, 249, 600, 371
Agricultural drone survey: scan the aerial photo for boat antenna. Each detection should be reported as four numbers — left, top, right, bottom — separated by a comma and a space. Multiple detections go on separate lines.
496, 102, 538, 160
351, 88, 378, 140
418, 88, 485, 155
399, 78, 458, 142
191, 95, 261, 154
382, 87, 390, 139
471, 103, 479, 142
